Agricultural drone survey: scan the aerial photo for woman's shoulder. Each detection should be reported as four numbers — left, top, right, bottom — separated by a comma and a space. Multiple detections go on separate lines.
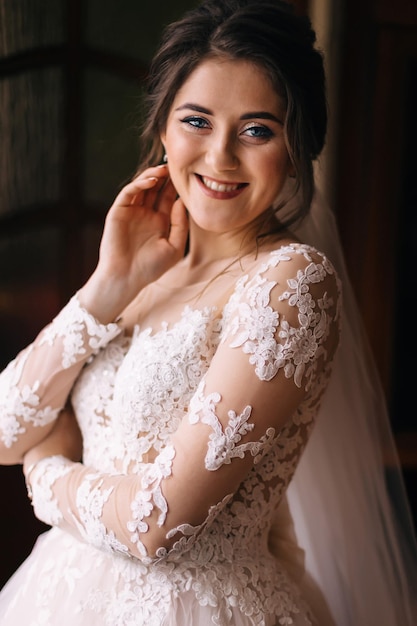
234, 238, 343, 318
248, 238, 340, 284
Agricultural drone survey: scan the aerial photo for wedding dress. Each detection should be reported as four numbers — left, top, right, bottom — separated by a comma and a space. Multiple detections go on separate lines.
1, 189, 416, 625
0, 242, 342, 626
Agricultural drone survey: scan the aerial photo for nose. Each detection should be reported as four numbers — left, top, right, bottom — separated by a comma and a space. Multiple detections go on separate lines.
205, 132, 239, 172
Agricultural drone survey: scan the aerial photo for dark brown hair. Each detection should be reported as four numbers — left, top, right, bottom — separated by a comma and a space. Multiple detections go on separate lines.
138, 0, 327, 231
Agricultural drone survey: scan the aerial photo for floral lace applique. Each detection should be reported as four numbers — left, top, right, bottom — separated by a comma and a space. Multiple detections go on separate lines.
0, 361, 59, 447
73, 472, 130, 556
222, 245, 340, 389
188, 379, 277, 470
128, 445, 176, 559
0, 295, 121, 448
40, 295, 121, 368
30, 455, 74, 525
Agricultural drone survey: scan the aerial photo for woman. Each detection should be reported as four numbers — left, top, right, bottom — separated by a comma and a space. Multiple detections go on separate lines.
0, 1, 415, 625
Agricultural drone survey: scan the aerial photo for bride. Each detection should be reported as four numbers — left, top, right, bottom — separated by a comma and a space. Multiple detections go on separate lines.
0, 1, 415, 624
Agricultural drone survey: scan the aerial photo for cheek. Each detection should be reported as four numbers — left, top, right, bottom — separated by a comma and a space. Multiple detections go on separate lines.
257, 151, 290, 184
165, 152, 193, 199
165, 136, 201, 192
165, 127, 197, 160
256, 154, 291, 206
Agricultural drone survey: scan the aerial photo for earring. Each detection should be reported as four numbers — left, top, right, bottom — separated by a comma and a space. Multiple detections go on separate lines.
163, 154, 168, 163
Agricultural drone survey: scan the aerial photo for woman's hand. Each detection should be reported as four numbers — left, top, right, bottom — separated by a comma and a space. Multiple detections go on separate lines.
23, 407, 83, 477
78, 164, 189, 323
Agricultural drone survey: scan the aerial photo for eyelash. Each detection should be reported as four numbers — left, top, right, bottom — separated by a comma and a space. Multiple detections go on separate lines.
243, 124, 274, 139
180, 116, 275, 141
181, 115, 210, 129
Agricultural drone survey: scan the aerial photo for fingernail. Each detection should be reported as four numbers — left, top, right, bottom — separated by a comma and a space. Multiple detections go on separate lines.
148, 176, 158, 181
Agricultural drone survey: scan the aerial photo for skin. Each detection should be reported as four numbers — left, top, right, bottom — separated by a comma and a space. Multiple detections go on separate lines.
161, 58, 293, 264
23, 57, 294, 474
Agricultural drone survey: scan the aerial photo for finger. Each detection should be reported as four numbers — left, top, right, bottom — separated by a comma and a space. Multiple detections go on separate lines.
114, 176, 160, 207
130, 165, 171, 207
131, 163, 169, 183
139, 163, 169, 178
168, 198, 189, 254
142, 175, 172, 210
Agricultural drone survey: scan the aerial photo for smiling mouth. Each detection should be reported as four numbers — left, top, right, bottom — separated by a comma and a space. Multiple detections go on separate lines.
199, 175, 247, 193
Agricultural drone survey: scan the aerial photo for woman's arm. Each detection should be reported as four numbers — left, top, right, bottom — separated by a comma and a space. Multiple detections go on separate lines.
0, 166, 188, 465
0, 296, 121, 464
23, 248, 342, 562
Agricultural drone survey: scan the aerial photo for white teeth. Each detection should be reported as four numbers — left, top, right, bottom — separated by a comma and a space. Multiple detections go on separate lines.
202, 177, 240, 192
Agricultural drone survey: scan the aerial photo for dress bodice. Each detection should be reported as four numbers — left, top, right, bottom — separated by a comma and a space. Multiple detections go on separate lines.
74, 306, 221, 474
70, 244, 339, 563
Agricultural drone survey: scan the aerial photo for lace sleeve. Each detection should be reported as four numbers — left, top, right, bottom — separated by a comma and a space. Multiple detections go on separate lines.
26, 248, 341, 563
0, 295, 121, 460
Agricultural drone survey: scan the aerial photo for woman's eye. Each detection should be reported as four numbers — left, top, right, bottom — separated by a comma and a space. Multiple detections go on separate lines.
181, 116, 210, 129
243, 124, 274, 140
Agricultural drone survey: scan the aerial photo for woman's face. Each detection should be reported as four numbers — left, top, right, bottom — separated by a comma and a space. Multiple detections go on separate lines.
161, 57, 293, 237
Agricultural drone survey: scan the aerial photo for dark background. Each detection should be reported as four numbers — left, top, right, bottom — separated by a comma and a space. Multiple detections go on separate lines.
0, 0, 416, 589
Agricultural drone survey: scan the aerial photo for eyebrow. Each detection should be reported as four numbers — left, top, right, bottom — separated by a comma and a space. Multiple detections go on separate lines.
175, 103, 284, 125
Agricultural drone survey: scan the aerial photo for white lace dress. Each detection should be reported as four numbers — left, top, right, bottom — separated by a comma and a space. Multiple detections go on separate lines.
0, 243, 341, 626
